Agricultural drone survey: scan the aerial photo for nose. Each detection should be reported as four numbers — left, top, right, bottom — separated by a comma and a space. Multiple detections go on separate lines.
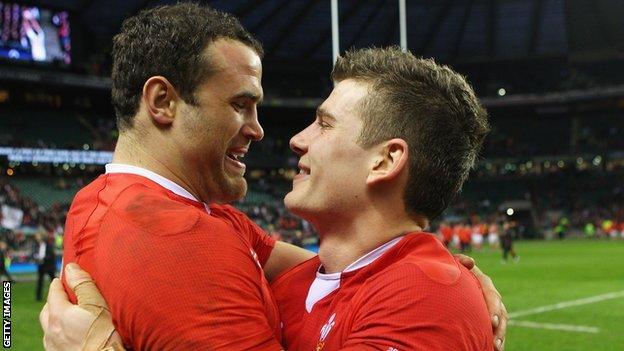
289, 129, 308, 156
242, 113, 264, 141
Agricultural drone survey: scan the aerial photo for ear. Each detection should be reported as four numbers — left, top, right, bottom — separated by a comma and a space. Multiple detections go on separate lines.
142, 76, 179, 126
366, 138, 408, 186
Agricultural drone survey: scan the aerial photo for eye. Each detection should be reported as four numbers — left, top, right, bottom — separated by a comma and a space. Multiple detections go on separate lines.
317, 120, 331, 129
232, 101, 245, 111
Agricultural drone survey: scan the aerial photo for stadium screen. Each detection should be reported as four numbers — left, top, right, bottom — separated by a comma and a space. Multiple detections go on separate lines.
0, 2, 70, 65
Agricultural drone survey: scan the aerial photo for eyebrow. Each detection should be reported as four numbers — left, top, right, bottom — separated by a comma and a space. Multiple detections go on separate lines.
233, 91, 264, 106
316, 107, 337, 121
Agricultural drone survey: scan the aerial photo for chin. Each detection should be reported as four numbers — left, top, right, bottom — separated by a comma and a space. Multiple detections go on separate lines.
284, 193, 311, 219
219, 177, 247, 203
283, 191, 297, 210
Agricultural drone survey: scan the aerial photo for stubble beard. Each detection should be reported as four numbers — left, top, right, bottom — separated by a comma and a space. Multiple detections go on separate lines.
215, 167, 247, 203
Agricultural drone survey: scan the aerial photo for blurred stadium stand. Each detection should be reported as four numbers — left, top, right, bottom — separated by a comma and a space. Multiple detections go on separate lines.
1, 0, 624, 271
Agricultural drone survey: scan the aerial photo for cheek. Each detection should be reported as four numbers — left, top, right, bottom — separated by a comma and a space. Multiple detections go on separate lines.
308, 138, 336, 167
314, 145, 362, 179
203, 125, 240, 157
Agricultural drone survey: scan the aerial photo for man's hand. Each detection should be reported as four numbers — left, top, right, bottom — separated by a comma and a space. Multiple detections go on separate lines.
39, 264, 123, 351
454, 254, 507, 351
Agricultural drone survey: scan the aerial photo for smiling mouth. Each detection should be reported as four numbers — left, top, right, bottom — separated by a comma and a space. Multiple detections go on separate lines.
226, 151, 245, 162
225, 150, 247, 172
294, 163, 310, 181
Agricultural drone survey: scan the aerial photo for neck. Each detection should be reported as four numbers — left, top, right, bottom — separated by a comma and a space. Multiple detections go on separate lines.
112, 132, 206, 202
313, 205, 424, 274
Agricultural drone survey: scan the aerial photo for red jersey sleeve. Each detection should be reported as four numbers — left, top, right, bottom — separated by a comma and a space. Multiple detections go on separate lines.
73, 187, 282, 350
210, 204, 276, 266
340, 263, 493, 351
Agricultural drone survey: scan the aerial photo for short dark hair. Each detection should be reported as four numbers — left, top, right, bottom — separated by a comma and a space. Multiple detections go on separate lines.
111, 2, 263, 131
331, 47, 490, 220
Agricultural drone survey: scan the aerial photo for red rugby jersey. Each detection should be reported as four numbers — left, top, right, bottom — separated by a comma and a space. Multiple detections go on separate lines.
62, 168, 281, 350
272, 233, 493, 351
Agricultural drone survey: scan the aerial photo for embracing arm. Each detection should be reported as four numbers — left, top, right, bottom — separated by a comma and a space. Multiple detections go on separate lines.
40, 264, 125, 351
263, 241, 316, 281
216, 205, 316, 282
455, 254, 508, 351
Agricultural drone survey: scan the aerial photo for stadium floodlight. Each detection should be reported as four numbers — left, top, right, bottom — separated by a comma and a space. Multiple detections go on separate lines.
593, 155, 602, 166
331, 0, 408, 60
331, 0, 339, 64
399, 0, 407, 51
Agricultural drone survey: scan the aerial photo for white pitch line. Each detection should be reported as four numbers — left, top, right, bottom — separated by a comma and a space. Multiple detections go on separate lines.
508, 290, 624, 318
508, 320, 600, 333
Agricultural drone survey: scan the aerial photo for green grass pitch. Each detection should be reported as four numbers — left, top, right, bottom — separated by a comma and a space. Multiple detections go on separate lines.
8, 240, 624, 350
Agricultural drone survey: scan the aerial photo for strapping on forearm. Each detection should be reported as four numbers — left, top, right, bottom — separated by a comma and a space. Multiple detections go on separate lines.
80, 307, 117, 351
72, 279, 122, 351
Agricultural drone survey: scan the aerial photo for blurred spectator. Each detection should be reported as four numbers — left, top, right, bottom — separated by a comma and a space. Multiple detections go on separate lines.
0, 241, 14, 282
34, 232, 57, 301
501, 221, 519, 263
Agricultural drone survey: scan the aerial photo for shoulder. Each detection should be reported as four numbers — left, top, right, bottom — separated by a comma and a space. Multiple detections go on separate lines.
343, 236, 492, 349
359, 260, 461, 304
210, 203, 252, 224
106, 182, 205, 237
210, 203, 244, 216
354, 244, 487, 319
71, 175, 107, 200
69, 175, 115, 213
209, 203, 263, 234
67, 176, 107, 217
372, 233, 462, 286
354, 234, 483, 303
67, 175, 136, 234
397, 250, 461, 285
352, 250, 488, 325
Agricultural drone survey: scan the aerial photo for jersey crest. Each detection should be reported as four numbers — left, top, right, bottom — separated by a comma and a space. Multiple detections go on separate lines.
249, 248, 262, 269
316, 312, 336, 350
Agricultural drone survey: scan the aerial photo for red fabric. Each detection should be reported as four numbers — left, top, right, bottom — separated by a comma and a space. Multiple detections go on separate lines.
272, 233, 493, 351
62, 173, 281, 350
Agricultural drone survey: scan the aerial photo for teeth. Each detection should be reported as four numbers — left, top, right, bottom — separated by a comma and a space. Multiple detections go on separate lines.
228, 152, 244, 161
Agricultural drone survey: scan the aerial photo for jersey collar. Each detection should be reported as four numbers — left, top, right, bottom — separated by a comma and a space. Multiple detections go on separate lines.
305, 235, 405, 312
105, 163, 210, 213
316, 235, 405, 279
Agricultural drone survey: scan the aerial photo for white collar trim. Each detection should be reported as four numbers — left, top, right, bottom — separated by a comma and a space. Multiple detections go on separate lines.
105, 163, 210, 213
305, 235, 404, 312
316, 235, 404, 280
